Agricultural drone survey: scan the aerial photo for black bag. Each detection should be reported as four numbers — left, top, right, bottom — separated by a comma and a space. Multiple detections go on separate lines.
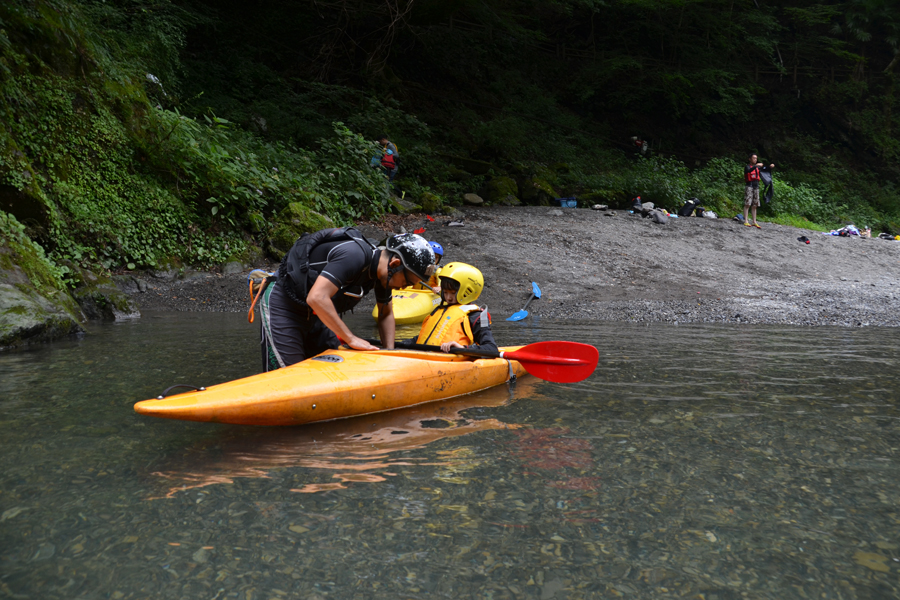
277, 227, 375, 307
678, 198, 699, 217
630, 196, 643, 212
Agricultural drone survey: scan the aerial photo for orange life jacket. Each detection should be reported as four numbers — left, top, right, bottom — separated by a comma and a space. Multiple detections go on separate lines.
416, 304, 480, 346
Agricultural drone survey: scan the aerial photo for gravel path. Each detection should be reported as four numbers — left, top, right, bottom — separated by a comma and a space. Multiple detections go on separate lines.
126, 207, 900, 327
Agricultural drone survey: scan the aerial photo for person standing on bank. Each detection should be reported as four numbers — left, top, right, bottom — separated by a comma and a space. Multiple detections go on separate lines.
259, 229, 435, 371
743, 153, 774, 229
377, 135, 399, 182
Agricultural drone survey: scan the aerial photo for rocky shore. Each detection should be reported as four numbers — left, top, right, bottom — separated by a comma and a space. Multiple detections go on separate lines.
126, 206, 900, 327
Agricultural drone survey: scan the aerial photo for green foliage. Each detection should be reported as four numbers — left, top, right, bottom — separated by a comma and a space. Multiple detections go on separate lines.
5, 0, 900, 289
307, 123, 394, 221
0, 0, 393, 276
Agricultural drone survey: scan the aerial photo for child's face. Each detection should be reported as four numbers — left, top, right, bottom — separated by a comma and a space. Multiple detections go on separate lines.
442, 287, 458, 305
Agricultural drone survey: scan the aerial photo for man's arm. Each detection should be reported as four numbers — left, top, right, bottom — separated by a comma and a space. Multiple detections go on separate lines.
306, 277, 378, 351
375, 301, 396, 349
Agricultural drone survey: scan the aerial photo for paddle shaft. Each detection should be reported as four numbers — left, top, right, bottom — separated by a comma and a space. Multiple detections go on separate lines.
357, 340, 599, 383
402, 343, 590, 366
519, 293, 537, 313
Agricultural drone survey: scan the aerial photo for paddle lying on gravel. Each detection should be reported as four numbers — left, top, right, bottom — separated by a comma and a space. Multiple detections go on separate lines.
402, 340, 599, 383
506, 282, 541, 321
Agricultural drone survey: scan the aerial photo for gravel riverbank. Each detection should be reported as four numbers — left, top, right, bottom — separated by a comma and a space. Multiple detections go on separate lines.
126, 206, 900, 327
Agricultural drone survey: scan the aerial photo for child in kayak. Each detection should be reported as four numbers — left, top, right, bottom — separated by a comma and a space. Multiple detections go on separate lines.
397, 262, 498, 354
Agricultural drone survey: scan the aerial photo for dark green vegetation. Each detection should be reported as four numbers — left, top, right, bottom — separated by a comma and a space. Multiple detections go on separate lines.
2, 0, 900, 285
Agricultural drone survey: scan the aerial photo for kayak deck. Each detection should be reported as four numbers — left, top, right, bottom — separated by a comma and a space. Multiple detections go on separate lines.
134, 346, 525, 426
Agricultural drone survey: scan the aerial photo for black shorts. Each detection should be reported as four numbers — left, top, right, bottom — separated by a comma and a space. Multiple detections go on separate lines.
260, 281, 339, 371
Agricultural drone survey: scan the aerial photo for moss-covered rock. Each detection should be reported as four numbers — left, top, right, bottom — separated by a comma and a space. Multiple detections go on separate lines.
388, 195, 423, 215
418, 192, 442, 213
485, 176, 520, 205
0, 284, 83, 349
65, 265, 140, 321
268, 203, 335, 259
0, 213, 83, 349
73, 285, 140, 321
221, 245, 266, 275
518, 176, 558, 206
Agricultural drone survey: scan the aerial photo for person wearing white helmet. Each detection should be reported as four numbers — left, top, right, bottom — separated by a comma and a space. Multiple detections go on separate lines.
259, 228, 435, 370
397, 262, 497, 354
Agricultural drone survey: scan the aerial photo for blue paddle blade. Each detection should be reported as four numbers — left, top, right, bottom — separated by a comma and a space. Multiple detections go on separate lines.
506, 310, 528, 322
532, 282, 541, 298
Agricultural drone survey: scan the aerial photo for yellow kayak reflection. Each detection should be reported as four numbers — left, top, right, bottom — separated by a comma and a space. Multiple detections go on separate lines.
150, 376, 540, 498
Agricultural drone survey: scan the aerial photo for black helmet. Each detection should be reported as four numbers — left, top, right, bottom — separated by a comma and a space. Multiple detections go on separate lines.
385, 234, 436, 281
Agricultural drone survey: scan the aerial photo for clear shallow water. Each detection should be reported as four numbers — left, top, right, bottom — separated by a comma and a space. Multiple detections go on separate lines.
1, 312, 899, 599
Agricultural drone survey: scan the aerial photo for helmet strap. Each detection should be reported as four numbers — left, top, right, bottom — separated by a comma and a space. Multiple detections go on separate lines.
387, 262, 404, 285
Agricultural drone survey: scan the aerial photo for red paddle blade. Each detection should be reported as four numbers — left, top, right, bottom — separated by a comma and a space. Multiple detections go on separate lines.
503, 341, 599, 383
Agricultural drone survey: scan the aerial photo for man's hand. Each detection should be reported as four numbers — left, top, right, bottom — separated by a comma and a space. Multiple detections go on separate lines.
440, 341, 464, 353
345, 336, 379, 351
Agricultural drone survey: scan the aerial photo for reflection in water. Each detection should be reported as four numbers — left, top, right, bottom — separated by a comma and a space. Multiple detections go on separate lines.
151, 377, 541, 497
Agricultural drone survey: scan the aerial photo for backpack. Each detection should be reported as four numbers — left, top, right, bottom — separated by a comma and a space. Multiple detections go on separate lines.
277, 227, 375, 308
678, 198, 699, 217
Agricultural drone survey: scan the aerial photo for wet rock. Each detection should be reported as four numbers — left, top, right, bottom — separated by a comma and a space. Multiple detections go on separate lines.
462, 193, 484, 206
68, 266, 140, 321
73, 285, 140, 321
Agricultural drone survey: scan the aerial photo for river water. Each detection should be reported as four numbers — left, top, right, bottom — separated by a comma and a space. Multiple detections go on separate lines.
1, 312, 899, 599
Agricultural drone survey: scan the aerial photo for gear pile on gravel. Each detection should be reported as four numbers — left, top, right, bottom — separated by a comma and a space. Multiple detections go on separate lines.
127, 206, 900, 327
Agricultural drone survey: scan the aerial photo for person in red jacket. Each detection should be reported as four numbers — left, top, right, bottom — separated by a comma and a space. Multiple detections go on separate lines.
377, 135, 399, 182
743, 153, 774, 229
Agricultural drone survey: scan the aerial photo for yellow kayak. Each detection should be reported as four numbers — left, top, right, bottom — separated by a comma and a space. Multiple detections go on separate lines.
134, 346, 526, 426
372, 287, 441, 324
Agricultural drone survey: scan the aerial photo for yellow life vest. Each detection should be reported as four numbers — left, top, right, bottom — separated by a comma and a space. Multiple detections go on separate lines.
416, 304, 480, 346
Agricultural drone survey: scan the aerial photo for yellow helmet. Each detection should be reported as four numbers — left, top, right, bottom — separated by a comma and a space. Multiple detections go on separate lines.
438, 262, 484, 304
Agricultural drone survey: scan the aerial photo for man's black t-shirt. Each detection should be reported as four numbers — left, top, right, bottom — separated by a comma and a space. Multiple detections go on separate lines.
308, 242, 391, 304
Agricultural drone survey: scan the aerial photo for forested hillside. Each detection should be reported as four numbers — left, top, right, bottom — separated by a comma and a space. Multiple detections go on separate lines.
2, 0, 900, 282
